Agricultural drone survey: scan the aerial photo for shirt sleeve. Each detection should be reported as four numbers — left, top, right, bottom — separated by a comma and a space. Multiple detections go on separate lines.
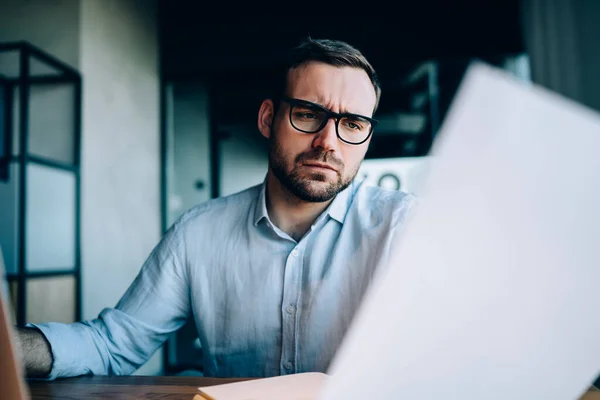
27, 220, 191, 380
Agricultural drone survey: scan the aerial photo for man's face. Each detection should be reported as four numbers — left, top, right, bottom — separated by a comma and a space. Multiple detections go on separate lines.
262, 62, 378, 202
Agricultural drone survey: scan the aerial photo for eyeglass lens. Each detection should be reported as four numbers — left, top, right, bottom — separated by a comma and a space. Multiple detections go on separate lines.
290, 102, 372, 144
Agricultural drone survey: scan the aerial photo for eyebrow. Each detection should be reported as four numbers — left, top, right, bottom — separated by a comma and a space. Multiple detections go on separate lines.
302, 97, 362, 116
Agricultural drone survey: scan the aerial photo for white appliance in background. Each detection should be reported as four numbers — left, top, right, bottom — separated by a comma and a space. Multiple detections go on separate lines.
357, 156, 431, 195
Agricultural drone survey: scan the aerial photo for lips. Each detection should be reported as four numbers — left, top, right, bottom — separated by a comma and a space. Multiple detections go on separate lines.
303, 162, 337, 172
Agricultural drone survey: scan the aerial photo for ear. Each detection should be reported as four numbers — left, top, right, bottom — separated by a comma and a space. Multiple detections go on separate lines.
258, 99, 275, 139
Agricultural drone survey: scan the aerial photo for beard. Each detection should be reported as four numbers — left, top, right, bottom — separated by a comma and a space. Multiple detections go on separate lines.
268, 131, 358, 203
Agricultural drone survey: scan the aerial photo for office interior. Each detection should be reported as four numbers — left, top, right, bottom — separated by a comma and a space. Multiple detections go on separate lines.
0, 0, 599, 378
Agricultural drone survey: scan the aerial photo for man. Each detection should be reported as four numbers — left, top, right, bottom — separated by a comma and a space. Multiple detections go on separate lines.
15, 37, 416, 379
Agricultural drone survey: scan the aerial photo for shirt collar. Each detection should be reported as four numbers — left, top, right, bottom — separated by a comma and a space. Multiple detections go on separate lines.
253, 178, 270, 226
325, 180, 353, 224
253, 178, 355, 227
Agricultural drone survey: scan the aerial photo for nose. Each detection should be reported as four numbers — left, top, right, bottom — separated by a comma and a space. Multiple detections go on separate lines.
311, 118, 339, 152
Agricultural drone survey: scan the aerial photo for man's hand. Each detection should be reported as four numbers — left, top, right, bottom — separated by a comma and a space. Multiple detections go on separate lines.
14, 327, 53, 378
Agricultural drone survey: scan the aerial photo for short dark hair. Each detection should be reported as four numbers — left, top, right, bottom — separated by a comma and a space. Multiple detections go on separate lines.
271, 37, 382, 114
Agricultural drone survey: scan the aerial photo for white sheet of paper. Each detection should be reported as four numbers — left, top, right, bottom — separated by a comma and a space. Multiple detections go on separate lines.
197, 372, 327, 399
320, 62, 600, 400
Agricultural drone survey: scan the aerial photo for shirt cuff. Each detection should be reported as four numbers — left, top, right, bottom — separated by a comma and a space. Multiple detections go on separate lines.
26, 322, 95, 380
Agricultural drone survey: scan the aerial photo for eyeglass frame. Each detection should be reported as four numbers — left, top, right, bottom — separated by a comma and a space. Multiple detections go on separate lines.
278, 96, 378, 145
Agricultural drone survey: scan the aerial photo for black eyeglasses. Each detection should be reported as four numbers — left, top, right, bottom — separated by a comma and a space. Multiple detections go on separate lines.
279, 96, 378, 145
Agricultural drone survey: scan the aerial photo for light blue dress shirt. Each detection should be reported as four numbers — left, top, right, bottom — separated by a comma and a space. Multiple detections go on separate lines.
31, 177, 416, 379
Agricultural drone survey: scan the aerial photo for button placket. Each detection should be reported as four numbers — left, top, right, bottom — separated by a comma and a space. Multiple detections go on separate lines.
280, 246, 302, 374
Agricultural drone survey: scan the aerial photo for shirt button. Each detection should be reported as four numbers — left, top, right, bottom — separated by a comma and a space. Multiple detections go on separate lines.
286, 305, 295, 314
285, 361, 293, 370
291, 249, 299, 257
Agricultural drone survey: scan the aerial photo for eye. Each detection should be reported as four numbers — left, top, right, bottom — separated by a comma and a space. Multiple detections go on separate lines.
343, 119, 364, 131
293, 105, 325, 121
297, 112, 318, 120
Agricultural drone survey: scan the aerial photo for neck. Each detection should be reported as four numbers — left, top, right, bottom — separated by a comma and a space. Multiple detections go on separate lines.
265, 171, 334, 241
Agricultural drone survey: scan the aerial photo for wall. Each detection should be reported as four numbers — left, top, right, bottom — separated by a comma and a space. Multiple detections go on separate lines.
0, 0, 162, 375
166, 82, 212, 227
166, 86, 269, 212
522, 0, 600, 113
0, 0, 80, 276
218, 123, 268, 197
0, 0, 81, 69
575, 0, 600, 112
79, 0, 161, 375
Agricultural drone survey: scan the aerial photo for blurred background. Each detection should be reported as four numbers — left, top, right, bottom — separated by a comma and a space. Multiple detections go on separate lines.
0, 0, 598, 377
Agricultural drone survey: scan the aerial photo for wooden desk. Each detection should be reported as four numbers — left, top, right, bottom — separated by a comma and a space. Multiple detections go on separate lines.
26, 375, 249, 400
26, 375, 600, 400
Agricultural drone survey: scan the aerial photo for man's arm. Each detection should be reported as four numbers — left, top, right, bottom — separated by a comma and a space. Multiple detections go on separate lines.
14, 327, 53, 378
17, 218, 192, 380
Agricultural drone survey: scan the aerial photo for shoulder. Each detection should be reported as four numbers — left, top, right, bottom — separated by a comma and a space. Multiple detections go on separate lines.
148, 184, 261, 273
351, 179, 418, 228
355, 179, 417, 212
172, 183, 262, 232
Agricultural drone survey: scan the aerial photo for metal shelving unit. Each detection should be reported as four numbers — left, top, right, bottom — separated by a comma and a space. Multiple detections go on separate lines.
0, 41, 82, 327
